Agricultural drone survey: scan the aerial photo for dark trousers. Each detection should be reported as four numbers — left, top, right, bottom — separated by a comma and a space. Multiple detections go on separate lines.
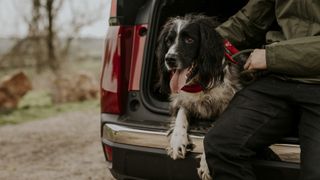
204, 76, 320, 180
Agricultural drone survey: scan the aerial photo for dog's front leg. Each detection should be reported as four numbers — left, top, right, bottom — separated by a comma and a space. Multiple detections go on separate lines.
167, 107, 192, 159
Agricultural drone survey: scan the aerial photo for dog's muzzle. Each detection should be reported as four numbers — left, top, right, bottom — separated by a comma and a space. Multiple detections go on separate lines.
165, 53, 179, 69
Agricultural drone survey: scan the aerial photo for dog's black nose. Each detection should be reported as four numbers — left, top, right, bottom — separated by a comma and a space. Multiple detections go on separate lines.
165, 53, 178, 67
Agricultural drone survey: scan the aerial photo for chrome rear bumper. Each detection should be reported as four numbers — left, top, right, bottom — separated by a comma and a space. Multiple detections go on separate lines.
102, 123, 204, 153
102, 123, 300, 163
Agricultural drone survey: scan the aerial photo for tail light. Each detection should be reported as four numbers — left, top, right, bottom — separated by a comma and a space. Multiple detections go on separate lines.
100, 26, 133, 114
100, 0, 147, 114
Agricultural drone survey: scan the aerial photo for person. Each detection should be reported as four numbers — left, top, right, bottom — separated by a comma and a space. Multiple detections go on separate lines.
204, 0, 320, 180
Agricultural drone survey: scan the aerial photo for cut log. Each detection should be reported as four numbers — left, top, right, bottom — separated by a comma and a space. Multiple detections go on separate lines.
0, 72, 32, 111
52, 73, 98, 103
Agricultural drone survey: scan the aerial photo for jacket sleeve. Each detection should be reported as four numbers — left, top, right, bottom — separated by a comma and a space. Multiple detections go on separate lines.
215, 0, 276, 49
266, 36, 320, 76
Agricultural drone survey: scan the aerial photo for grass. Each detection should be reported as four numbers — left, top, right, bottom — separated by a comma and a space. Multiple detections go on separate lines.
0, 90, 99, 126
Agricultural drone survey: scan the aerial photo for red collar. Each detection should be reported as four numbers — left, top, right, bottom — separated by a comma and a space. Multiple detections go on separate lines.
181, 84, 203, 93
178, 40, 239, 93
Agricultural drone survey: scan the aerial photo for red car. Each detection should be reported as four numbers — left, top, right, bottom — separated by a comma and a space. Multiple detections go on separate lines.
100, 0, 300, 179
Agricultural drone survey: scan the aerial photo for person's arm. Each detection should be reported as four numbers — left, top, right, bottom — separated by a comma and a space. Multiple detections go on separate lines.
266, 36, 320, 76
217, 0, 320, 76
216, 0, 275, 49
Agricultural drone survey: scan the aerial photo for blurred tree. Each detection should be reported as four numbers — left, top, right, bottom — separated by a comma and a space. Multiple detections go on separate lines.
30, 0, 45, 72
0, 0, 105, 73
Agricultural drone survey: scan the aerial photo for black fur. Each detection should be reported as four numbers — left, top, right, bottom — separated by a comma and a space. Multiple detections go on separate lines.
195, 16, 225, 89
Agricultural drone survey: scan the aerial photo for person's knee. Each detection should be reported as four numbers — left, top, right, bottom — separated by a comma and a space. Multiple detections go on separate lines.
204, 126, 218, 149
204, 124, 242, 158
204, 126, 228, 154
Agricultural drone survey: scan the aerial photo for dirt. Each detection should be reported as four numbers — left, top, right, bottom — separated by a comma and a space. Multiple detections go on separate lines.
0, 110, 115, 180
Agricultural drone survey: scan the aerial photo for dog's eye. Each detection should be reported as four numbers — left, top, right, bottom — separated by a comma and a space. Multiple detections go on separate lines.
166, 39, 172, 47
184, 37, 194, 44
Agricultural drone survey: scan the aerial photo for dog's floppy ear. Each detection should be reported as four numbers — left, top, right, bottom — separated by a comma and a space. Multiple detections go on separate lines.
197, 17, 225, 89
156, 19, 174, 95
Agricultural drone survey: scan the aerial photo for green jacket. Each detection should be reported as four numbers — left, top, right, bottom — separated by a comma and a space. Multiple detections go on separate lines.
216, 0, 320, 84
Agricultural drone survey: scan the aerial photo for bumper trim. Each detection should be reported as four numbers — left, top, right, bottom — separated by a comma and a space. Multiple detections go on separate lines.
102, 123, 300, 163
102, 123, 204, 153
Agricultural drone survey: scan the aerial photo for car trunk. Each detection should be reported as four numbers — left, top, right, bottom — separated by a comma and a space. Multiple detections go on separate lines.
101, 0, 298, 142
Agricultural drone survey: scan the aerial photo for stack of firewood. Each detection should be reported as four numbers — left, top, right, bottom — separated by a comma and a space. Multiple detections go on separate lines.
52, 73, 98, 103
0, 72, 32, 112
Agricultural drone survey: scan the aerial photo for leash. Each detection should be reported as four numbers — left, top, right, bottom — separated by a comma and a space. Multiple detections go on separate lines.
224, 40, 254, 65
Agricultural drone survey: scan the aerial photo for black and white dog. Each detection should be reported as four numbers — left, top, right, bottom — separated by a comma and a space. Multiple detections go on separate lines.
156, 14, 246, 180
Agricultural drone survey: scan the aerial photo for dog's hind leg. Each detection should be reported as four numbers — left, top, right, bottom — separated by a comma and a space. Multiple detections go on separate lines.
198, 153, 212, 180
166, 107, 193, 159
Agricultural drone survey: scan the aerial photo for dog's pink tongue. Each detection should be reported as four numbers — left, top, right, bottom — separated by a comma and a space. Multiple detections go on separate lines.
170, 69, 188, 93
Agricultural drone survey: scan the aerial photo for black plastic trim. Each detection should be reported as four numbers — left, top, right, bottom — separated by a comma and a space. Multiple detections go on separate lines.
102, 140, 300, 180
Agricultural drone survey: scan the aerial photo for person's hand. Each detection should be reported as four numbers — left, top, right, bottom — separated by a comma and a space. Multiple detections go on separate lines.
244, 49, 267, 70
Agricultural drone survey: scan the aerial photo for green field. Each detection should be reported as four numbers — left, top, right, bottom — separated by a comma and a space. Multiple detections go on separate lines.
0, 100, 99, 125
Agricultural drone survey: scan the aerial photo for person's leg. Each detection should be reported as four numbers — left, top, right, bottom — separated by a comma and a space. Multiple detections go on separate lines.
204, 77, 297, 180
293, 83, 320, 180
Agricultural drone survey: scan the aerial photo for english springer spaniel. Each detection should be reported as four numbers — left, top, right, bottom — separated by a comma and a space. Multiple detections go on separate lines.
156, 14, 248, 180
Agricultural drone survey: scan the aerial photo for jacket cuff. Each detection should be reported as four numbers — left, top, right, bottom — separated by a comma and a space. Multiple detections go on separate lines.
266, 43, 277, 71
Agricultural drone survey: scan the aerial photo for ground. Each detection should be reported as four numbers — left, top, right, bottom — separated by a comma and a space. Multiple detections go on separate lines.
0, 110, 115, 180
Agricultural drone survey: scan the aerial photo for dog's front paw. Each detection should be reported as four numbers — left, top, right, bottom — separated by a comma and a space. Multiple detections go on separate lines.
166, 128, 192, 160
197, 153, 212, 180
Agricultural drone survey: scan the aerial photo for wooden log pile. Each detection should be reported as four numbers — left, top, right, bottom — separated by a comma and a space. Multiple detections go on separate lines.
52, 73, 98, 103
0, 72, 32, 112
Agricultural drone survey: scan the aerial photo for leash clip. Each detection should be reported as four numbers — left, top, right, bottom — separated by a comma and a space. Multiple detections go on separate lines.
224, 40, 239, 64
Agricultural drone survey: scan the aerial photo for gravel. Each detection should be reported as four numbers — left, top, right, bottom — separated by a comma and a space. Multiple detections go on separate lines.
0, 110, 114, 180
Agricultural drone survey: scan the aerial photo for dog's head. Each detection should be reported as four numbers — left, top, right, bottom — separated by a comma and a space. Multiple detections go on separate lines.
156, 14, 225, 94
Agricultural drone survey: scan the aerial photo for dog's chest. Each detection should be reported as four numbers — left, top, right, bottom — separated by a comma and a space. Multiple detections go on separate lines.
170, 85, 236, 119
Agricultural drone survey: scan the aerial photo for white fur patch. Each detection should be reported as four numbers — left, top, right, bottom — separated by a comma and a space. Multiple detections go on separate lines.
165, 19, 188, 70
168, 19, 183, 55
167, 107, 190, 159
